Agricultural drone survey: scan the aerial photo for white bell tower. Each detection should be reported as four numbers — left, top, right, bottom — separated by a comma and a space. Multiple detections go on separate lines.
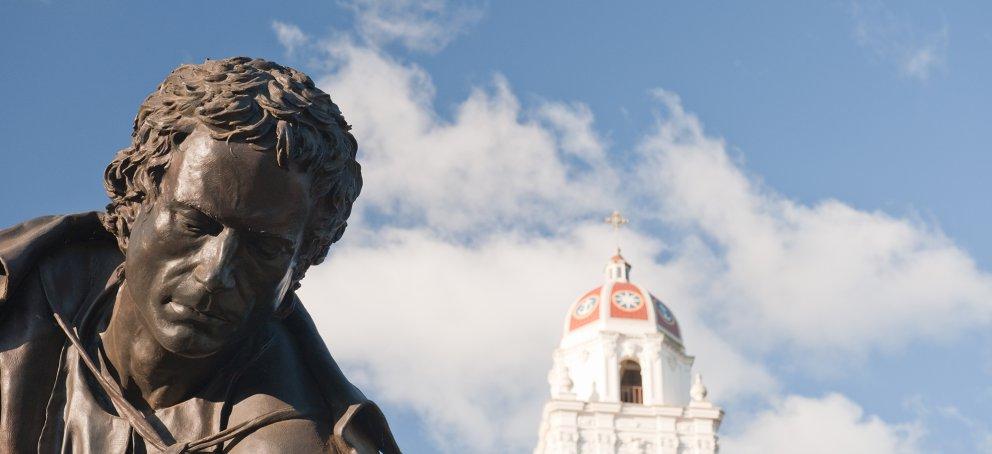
534, 212, 723, 454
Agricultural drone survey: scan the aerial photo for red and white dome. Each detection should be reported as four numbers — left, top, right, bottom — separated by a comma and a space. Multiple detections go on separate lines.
562, 252, 682, 345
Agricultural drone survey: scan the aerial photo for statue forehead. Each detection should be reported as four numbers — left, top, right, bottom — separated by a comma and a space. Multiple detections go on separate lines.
161, 127, 313, 236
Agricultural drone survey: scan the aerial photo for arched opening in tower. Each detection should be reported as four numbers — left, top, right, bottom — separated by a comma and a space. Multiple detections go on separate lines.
619, 360, 643, 404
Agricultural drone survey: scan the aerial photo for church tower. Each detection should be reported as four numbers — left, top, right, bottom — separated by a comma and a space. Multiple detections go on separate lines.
534, 213, 723, 454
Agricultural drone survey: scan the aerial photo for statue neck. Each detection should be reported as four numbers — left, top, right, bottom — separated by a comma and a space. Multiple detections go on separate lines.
101, 284, 227, 410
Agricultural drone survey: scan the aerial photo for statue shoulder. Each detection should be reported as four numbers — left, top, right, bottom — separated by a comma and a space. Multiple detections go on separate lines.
0, 213, 119, 451
223, 406, 391, 454
223, 320, 400, 453
226, 324, 334, 420
224, 417, 335, 454
0, 212, 119, 311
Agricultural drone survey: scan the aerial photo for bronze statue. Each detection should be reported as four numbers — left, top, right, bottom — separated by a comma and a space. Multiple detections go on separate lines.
0, 57, 400, 453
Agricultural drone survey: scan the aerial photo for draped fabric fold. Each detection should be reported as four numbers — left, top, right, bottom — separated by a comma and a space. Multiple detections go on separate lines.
0, 213, 401, 453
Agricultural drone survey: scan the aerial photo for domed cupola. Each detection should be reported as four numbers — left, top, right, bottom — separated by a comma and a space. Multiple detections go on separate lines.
535, 212, 723, 454
563, 250, 683, 348
534, 212, 723, 454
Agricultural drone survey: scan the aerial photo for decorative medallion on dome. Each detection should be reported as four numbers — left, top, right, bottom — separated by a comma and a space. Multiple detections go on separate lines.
612, 291, 643, 311
569, 287, 602, 331
656, 300, 674, 322
652, 295, 682, 340
574, 296, 598, 318
609, 282, 648, 320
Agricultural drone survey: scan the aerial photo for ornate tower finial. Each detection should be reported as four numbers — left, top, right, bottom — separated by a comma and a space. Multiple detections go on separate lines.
548, 361, 574, 398
690, 373, 709, 403
604, 210, 629, 254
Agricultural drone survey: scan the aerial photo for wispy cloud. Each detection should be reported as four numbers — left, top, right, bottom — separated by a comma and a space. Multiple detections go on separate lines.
341, 0, 484, 53
638, 89, 992, 359
271, 20, 309, 56
851, 0, 949, 81
902, 395, 992, 452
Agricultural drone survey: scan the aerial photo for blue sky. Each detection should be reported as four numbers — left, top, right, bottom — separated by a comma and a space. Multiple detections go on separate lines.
3, 1, 992, 452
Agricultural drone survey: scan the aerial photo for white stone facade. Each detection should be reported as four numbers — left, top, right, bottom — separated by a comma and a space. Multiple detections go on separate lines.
534, 253, 723, 454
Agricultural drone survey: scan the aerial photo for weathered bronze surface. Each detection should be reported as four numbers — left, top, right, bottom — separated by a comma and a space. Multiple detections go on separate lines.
0, 57, 400, 453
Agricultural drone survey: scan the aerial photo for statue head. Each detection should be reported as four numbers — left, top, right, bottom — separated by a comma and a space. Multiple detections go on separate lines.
102, 57, 360, 357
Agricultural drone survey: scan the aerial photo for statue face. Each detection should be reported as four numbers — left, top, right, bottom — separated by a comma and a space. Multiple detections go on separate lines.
123, 125, 313, 357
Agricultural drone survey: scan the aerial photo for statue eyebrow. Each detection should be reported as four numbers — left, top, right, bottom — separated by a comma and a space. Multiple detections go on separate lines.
172, 200, 222, 224
170, 199, 295, 242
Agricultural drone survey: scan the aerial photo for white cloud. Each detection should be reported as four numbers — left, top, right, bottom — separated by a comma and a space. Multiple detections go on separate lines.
341, 0, 483, 53
538, 101, 608, 165
902, 395, 992, 452
302, 226, 612, 450
271, 20, 309, 56
316, 42, 616, 235
279, 28, 992, 452
722, 394, 923, 454
851, 1, 949, 81
635, 89, 992, 357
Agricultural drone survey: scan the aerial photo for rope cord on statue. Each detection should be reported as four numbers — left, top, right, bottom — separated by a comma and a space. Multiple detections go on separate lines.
50, 268, 315, 453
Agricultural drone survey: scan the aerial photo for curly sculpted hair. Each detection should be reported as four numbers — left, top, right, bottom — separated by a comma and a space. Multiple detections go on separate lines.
103, 57, 361, 286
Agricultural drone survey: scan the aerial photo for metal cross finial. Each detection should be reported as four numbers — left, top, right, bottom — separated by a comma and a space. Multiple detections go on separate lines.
604, 210, 628, 254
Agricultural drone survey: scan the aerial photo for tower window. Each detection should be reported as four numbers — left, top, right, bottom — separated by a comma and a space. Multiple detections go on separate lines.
619, 360, 642, 404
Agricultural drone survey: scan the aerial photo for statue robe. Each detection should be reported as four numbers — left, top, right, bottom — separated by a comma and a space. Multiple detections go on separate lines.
0, 212, 400, 453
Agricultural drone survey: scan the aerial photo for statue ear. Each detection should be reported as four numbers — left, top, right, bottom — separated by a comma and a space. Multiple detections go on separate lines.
274, 285, 300, 319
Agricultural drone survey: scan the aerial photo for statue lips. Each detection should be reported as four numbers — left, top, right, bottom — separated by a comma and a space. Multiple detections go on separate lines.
160, 274, 247, 330
165, 296, 235, 327
169, 301, 231, 325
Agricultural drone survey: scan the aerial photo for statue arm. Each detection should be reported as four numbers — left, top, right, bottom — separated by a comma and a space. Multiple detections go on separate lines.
224, 419, 340, 454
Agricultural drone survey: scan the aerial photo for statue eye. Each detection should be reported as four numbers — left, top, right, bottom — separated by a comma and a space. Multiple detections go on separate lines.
175, 207, 221, 236
248, 238, 286, 261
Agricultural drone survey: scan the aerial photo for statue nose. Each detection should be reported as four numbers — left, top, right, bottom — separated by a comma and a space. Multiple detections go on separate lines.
193, 229, 237, 293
